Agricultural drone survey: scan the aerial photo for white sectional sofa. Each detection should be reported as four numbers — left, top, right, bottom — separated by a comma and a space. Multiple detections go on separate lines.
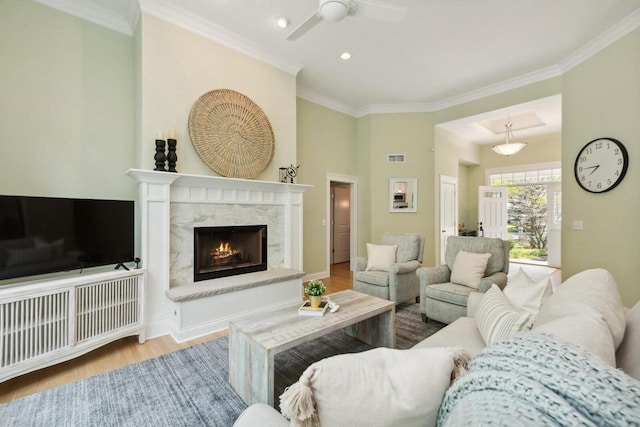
233, 268, 640, 426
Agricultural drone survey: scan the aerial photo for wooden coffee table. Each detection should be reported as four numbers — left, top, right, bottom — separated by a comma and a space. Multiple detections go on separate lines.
228, 290, 395, 405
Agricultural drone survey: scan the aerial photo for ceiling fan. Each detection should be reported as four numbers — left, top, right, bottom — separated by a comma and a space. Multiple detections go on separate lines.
287, 0, 407, 41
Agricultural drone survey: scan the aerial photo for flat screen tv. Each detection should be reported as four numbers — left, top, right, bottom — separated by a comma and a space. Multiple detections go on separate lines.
0, 195, 134, 282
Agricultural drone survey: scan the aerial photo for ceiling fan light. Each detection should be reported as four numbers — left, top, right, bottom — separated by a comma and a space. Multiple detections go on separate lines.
492, 141, 527, 156
320, 1, 349, 22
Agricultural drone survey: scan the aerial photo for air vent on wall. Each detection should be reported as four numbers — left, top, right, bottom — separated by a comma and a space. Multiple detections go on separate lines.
387, 154, 405, 163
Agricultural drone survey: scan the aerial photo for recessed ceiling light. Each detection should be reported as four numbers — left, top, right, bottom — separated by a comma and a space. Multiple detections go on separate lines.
340, 52, 352, 60
276, 17, 288, 29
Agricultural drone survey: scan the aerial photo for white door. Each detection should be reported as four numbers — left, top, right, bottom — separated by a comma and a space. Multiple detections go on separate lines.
332, 185, 351, 264
546, 183, 562, 267
440, 176, 458, 264
478, 186, 507, 239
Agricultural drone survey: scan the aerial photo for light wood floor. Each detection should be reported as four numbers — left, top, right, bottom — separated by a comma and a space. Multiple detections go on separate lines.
0, 262, 559, 403
0, 263, 354, 403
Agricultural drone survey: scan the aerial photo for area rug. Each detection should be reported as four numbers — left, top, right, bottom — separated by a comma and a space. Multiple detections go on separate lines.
1, 303, 444, 427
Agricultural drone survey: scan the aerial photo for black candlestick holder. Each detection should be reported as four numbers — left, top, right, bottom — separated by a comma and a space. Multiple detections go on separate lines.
167, 138, 178, 173
154, 139, 167, 171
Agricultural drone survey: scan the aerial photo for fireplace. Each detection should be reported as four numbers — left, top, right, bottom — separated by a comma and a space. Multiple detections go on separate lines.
194, 225, 267, 281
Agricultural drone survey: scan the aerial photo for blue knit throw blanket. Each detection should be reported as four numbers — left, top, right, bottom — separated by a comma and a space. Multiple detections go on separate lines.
437, 333, 640, 426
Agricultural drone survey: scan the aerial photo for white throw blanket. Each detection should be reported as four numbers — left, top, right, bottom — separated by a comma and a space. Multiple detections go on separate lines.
438, 333, 640, 426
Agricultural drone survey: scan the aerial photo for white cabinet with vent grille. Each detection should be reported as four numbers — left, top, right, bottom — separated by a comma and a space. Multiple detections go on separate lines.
0, 269, 145, 382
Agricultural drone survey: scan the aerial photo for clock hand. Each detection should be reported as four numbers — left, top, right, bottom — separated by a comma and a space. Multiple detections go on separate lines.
583, 165, 600, 175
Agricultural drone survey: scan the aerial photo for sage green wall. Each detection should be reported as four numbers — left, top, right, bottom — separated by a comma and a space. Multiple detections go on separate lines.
562, 28, 640, 307
0, 0, 135, 199
465, 133, 562, 225
356, 115, 373, 256
137, 14, 297, 180
297, 99, 357, 275
364, 113, 436, 265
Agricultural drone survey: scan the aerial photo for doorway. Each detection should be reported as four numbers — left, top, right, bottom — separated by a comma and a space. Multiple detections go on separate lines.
485, 163, 562, 267
326, 174, 358, 275
331, 183, 350, 264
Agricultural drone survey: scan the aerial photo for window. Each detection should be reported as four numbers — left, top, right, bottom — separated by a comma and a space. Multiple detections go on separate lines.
487, 163, 561, 186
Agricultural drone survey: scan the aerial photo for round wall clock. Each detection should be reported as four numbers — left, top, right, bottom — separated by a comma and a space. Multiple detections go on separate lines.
574, 137, 628, 193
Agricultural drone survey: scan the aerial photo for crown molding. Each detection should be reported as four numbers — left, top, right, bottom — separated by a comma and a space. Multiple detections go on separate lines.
353, 63, 562, 117
34, 0, 138, 36
138, 0, 303, 77
296, 87, 358, 117
324, 9, 640, 117
355, 102, 437, 117
559, 7, 640, 73
34, 1, 640, 116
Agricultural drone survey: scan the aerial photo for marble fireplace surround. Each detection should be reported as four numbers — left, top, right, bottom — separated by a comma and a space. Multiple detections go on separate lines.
127, 169, 310, 342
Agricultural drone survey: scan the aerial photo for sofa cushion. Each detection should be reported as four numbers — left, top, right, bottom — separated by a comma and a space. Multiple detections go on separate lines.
534, 268, 626, 349
450, 251, 491, 289
413, 317, 486, 356
365, 243, 397, 272
504, 268, 552, 314
533, 309, 616, 367
354, 270, 390, 287
425, 282, 476, 306
475, 284, 535, 345
381, 233, 420, 263
616, 301, 640, 380
279, 347, 469, 427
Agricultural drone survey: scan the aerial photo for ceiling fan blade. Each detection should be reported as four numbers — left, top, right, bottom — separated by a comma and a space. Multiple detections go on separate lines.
287, 12, 323, 41
351, 0, 407, 22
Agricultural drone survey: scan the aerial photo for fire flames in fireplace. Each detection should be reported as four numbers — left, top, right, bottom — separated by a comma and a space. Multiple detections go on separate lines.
210, 242, 240, 267
194, 225, 267, 281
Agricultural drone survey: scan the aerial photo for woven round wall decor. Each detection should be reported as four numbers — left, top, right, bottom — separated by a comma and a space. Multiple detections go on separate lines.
188, 89, 275, 179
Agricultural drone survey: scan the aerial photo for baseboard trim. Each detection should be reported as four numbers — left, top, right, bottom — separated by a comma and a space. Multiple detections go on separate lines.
303, 271, 328, 282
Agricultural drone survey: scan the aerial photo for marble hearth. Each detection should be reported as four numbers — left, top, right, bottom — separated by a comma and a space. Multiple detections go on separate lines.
127, 169, 310, 342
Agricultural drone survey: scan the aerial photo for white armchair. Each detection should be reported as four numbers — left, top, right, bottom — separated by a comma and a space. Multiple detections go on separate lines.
353, 233, 425, 304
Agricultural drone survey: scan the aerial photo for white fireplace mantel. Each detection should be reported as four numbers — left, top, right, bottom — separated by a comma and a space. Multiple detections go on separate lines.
127, 169, 311, 341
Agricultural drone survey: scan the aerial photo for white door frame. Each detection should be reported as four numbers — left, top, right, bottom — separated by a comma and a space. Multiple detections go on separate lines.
326, 173, 358, 275
439, 175, 458, 264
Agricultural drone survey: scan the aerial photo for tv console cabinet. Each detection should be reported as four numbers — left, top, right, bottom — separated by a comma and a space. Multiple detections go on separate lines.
0, 268, 145, 383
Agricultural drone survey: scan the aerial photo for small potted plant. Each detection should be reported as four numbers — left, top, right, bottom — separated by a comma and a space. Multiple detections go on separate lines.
304, 279, 326, 308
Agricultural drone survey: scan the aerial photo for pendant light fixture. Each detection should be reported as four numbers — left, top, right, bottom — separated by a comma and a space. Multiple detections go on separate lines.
492, 117, 527, 156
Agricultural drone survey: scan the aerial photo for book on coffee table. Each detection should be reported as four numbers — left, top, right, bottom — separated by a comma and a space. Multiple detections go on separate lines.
298, 300, 328, 317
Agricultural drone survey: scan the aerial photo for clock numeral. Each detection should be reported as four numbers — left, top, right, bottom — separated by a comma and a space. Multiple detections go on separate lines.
615, 170, 619, 176
578, 166, 583, 172
581, 175, 586, 181
618, 158, 623, 165
595, 142, 603, 149
597, 183, 602, 189
614, 148, 619, 155
580, 156, 587, 163
607, 179, 612, 185
585, 148, 592, 155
